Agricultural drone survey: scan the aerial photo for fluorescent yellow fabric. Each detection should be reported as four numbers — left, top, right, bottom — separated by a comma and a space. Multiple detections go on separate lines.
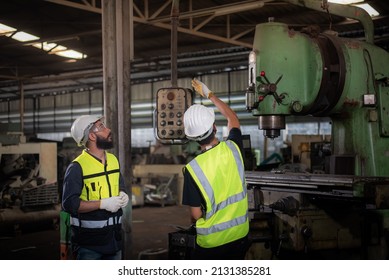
186, 141, 249, 248
74, 150, 120, 201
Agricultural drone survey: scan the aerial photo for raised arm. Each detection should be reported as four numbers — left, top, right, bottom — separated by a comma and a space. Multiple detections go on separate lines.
191, 78, 240, 131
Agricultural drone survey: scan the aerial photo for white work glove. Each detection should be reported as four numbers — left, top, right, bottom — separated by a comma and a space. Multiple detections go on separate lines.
119, 191, 129, 208
191, 78, 214, 99
100, 196, 122, 213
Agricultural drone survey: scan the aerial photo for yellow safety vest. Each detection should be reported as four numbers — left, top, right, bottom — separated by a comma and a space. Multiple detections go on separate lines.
74, 150, 120, 201
69, 150, 122, 247
186, 141, 249, 248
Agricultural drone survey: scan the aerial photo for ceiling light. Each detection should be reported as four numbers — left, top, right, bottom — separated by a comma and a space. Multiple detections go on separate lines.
11, 31, 40, 42
1, 21, 88, 60
32, 42, 85, 59
0, 23, 16, 35
56, 50, 87, 59
32, 42, 66, 52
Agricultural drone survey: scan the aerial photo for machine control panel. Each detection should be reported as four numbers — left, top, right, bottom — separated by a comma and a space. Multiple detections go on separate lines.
155, 87, 193, 143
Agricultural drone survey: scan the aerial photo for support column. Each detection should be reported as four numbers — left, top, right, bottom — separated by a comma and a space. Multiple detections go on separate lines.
19, 81, 24, 133
102, 0, 133, 260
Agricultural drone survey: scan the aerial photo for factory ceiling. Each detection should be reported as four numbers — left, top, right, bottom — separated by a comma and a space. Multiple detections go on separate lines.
1, 0, 389, 100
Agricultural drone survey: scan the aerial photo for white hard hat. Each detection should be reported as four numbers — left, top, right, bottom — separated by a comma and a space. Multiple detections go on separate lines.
70, 115, 103, 146
184, 104, 215, 141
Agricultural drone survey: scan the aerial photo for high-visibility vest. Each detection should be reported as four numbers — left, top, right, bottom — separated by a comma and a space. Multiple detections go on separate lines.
69, 150, 122, 247
74, 150, 121, 201
186, 140, 249, 248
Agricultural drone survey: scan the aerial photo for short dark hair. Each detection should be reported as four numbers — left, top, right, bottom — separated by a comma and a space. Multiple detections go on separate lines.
198, 128, 216, 145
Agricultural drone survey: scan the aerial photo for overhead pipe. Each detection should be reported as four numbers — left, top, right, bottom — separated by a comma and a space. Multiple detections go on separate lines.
0, 205, 61, 229
283, 0, 374, 44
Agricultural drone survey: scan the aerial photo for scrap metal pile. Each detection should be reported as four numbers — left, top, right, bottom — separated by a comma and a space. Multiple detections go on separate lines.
0, 153, 58, 210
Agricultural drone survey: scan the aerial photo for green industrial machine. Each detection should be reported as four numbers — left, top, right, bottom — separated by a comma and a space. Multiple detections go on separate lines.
245, 1, 389, 259
246, 21, 389, 176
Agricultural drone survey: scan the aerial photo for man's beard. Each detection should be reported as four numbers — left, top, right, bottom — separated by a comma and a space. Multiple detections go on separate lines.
95, 133, 114, 150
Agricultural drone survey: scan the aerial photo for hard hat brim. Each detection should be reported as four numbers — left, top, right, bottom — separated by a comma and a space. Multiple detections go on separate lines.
186, 126, 213, 141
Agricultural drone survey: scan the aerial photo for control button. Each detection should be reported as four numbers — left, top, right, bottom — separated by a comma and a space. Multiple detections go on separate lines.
168, 130, 174, 136
177, 130, 183, 135
160, 120, 166, 126
161, 130, 166, 135
160, 112, 166, 118
167, 91, 175, 101
168, 103, 174, 109
176, 120, 182, 126
161, 104, 166, 110
176, 112, 182, 118
169, 112, 175, 118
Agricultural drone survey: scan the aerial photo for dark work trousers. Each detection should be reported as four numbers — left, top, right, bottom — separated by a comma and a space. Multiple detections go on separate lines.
191, 235, 250, 260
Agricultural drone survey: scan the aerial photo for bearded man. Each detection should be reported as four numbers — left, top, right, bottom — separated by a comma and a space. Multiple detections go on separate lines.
62, 115, 129, 260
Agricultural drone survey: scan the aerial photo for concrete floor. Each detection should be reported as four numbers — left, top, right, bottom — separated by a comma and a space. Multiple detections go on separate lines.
131, 204, 191, 259
0, 204, 191, 260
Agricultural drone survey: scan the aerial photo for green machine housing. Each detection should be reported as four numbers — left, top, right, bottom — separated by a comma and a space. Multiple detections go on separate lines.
244, 7, 389, 258
246, 21, 389, 177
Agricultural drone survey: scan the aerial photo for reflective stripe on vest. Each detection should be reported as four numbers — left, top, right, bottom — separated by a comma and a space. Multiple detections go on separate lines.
186, 140, 249, 247
196, 213, 248, 235
70, 216, 122, 229
69, 150, 122, 246
188, 141, 247, 220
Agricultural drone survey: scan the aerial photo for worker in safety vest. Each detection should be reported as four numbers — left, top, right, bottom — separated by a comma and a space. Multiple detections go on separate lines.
182, 79, 250, 259
62, 115, 129, 260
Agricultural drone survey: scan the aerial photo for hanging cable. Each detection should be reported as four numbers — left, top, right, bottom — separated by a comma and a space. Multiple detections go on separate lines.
321, 0, 333, 30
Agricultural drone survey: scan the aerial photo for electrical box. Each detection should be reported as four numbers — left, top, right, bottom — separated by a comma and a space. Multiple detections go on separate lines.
155, 87, 193, 144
